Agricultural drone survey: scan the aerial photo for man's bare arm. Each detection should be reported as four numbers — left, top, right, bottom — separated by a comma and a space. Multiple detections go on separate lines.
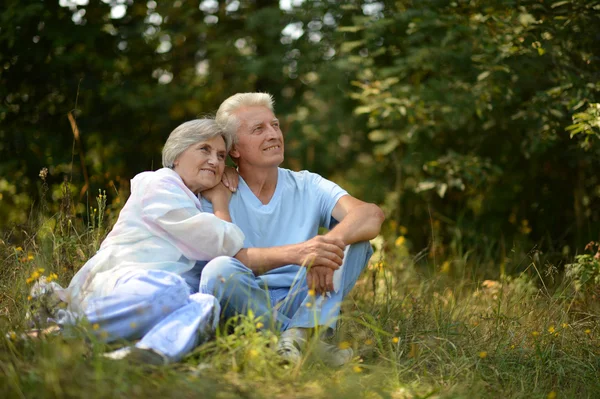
234, 235, 345, 275
326, 195, 385, 245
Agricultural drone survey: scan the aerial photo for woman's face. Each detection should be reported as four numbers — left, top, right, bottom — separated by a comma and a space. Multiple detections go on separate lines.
173, 135, 227, 194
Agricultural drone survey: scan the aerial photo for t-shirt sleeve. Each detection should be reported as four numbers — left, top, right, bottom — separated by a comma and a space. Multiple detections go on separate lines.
307, 172, 348, 229
140, 177, 245, 260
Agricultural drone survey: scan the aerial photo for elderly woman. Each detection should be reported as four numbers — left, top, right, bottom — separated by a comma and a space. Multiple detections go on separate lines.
54, 119, 244, 364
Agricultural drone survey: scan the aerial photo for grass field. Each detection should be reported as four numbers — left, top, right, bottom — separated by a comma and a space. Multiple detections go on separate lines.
1, 189, 599, 398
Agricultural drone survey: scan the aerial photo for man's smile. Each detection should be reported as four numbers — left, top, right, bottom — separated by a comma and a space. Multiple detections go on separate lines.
263, 145, 281, 152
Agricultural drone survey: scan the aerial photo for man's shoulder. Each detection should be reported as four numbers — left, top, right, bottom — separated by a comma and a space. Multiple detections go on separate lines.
278, 168, 324, 186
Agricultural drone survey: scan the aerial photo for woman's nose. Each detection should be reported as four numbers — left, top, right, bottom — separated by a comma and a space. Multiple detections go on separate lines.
207, 153, 217, 165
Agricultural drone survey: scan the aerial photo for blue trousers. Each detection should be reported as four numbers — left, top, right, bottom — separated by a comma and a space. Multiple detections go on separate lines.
182, 241, 373, 331
61, 269, 220, 362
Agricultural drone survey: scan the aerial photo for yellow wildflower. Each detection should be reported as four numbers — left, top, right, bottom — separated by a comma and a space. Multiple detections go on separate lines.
27, 295, 32, 301
478, 351, 487, 359
585, 329, 592, 334
27, 255, 34, 261
440, 261, 451, 274
248, 349, 259, 358
92, 323, 100, 330
352, 365, 362, 373
256, 322, 264, 329
547, 391, 556, 399
395, 236, 406, 247
399, 225, 408, 235
520, 220, 532, 235
15, 247, 23, 252
365, 339, 373, 345
548, 326, 555, 334
37, 268, 45, 273
308, 289, 316, 297
562, 323, 568, 328
338, 341, 351, 350
392, 337, 399, 344
532, 331, 540, 337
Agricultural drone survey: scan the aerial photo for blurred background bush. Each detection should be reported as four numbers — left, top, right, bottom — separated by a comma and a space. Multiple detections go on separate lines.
1, 0, 599, 272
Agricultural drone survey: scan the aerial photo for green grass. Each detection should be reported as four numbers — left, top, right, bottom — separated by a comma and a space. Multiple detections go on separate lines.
1, 193, 600, 398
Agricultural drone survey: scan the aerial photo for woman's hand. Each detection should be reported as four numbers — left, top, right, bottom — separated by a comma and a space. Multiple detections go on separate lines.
221, 166, 239, 192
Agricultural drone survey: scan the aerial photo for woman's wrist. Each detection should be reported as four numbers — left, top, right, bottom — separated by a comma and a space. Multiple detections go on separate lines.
212, 200, 232, 222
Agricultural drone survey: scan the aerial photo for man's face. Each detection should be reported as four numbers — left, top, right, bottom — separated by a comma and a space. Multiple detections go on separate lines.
230, 106, 284, 169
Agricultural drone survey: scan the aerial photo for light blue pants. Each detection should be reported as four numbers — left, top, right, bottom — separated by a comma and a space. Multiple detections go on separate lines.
183, 241, 373, 331
75, 269, 219, 362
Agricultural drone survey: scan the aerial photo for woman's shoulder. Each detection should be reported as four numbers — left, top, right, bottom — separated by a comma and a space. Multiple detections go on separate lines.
132, 168, 186, 191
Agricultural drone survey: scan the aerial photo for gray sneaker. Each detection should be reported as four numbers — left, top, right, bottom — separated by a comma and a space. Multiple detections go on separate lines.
277, 328, 307, 365
314, 340, 354, 367
277, 328, 353, 367
103, 346, 168, 366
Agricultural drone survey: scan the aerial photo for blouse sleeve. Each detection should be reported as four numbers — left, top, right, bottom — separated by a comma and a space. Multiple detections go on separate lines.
140, 177, 245, 261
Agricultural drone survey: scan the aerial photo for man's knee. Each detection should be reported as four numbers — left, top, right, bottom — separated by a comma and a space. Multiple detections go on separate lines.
347, 241, 373, 267
200, 256, 252, 294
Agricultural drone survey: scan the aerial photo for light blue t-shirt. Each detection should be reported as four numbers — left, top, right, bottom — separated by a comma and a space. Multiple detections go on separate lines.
200, 168, 348, 288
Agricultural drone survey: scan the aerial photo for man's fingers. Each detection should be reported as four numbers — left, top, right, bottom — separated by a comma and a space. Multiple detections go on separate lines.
307, 270, 315, 290
315, 258, 340, 270
324, 243, 345, 260
321, 250, 343, 267
326, 269, 334, 292
319, 271, 326, 293
320, 235, 345, 250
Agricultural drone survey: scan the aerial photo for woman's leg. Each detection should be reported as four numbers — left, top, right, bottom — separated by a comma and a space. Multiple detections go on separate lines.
84, 269, 190, 342
134, 292, 220, 362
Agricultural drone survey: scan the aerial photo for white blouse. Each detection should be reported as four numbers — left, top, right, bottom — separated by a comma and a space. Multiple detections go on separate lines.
66, 168, 244, 313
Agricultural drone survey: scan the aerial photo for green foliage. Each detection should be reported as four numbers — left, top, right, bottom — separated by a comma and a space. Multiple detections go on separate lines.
565, 242, 600, 295
568, 103, 600, 150
2, 0, 600, 281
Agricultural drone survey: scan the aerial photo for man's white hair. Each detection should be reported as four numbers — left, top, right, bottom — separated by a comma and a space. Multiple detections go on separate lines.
215, 93, 274, 143
162, 119, 232, 168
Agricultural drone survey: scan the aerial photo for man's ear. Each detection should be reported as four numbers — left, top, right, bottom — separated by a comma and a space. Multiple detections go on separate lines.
230, 145, 240, 160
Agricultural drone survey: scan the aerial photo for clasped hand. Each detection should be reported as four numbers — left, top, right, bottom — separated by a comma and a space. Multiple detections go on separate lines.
298, 235, 345, 295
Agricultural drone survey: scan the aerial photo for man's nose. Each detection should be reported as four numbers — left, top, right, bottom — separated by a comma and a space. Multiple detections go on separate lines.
266, 124, 280, 139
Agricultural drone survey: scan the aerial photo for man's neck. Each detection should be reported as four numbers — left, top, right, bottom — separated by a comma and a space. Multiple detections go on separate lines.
238, 165, 279, 205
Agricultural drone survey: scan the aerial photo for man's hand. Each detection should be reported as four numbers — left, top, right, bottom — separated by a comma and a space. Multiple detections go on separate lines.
295, 235, 345, 270
307, 266, 334, 295
221, 166, 239, 193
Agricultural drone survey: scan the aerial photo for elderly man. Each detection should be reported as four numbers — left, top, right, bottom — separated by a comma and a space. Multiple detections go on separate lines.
185, 93, 384, 365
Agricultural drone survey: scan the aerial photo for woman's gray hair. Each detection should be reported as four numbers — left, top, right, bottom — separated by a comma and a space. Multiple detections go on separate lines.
162, 119, 232, 168
215, 93, 274, 143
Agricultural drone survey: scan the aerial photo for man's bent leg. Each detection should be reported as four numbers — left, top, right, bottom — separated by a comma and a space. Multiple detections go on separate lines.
285, 241, 373, 330
200, 256, 289, 329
